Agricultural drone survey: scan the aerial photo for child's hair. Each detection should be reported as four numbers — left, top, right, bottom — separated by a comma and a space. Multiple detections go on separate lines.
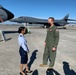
18, 27, 26, 33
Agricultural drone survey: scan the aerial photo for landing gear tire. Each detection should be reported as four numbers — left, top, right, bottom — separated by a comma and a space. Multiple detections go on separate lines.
42, 26, 47, 29
63, 27, 66, 29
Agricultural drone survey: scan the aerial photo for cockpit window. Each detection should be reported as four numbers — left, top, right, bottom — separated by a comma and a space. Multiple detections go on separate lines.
18, 17, 26, 20
19, 17, 23, 18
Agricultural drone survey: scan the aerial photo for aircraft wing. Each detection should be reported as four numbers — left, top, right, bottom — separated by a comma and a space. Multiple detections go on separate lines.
67, 19, 76, 21
68, 22, 76, 24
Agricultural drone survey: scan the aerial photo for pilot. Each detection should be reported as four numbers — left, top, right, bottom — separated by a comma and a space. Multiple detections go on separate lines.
18, 27, 32, 75
40, 17, 59, 70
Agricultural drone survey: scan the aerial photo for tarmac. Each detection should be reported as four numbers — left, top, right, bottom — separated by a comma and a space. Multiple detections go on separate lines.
0, 25, 76, 75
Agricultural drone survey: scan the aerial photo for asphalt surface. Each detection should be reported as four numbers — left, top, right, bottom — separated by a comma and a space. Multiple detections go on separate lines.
0, 25, 76, 75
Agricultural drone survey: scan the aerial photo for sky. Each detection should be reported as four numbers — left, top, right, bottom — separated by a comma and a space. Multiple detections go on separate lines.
0, 0, 76, 23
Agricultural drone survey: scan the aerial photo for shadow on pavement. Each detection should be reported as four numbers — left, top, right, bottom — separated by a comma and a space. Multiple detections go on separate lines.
63, 61, 76, 75
46, 69, 60, 75
32, 69, 38, 75
6, 38, 12, 41
4, 31, 18, 34
28, 50, 38, 70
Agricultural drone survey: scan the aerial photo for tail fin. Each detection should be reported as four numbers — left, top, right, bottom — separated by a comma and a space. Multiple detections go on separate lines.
63, 14, 69, 22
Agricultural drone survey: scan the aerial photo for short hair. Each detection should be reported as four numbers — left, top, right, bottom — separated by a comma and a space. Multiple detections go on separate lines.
48, 17, 54, 21
18, 27, 26, 33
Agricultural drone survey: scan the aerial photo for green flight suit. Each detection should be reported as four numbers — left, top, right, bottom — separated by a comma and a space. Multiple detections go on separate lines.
43, 25, 59, 67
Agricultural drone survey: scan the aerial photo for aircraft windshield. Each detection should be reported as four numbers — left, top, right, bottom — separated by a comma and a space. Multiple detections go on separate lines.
19, 17, 23, 18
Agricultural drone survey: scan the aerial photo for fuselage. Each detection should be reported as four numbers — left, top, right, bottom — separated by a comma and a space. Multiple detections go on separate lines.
10, 16, 68, 26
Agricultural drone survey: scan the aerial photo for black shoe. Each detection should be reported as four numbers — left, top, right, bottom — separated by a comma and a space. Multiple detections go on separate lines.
20, 72, 23, 75
20, 72, 26, 75
26, 70, 33, 73
47, 68, 53, 72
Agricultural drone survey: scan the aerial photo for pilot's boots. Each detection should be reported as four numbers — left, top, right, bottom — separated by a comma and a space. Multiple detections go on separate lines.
40, 64, 48, 67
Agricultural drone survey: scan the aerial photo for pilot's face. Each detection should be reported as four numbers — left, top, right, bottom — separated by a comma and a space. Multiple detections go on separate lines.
48, 19, 54, 25
22, 28, 26, 34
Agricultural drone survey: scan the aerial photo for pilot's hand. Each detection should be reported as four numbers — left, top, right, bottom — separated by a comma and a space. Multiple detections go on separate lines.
52, 47, 56, 51
44, 42, 46, 46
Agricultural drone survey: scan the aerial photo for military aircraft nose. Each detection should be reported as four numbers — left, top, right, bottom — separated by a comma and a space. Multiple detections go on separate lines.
0, 5, 14, 20
7, 11, 14, 20
4, 9, 14, 20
